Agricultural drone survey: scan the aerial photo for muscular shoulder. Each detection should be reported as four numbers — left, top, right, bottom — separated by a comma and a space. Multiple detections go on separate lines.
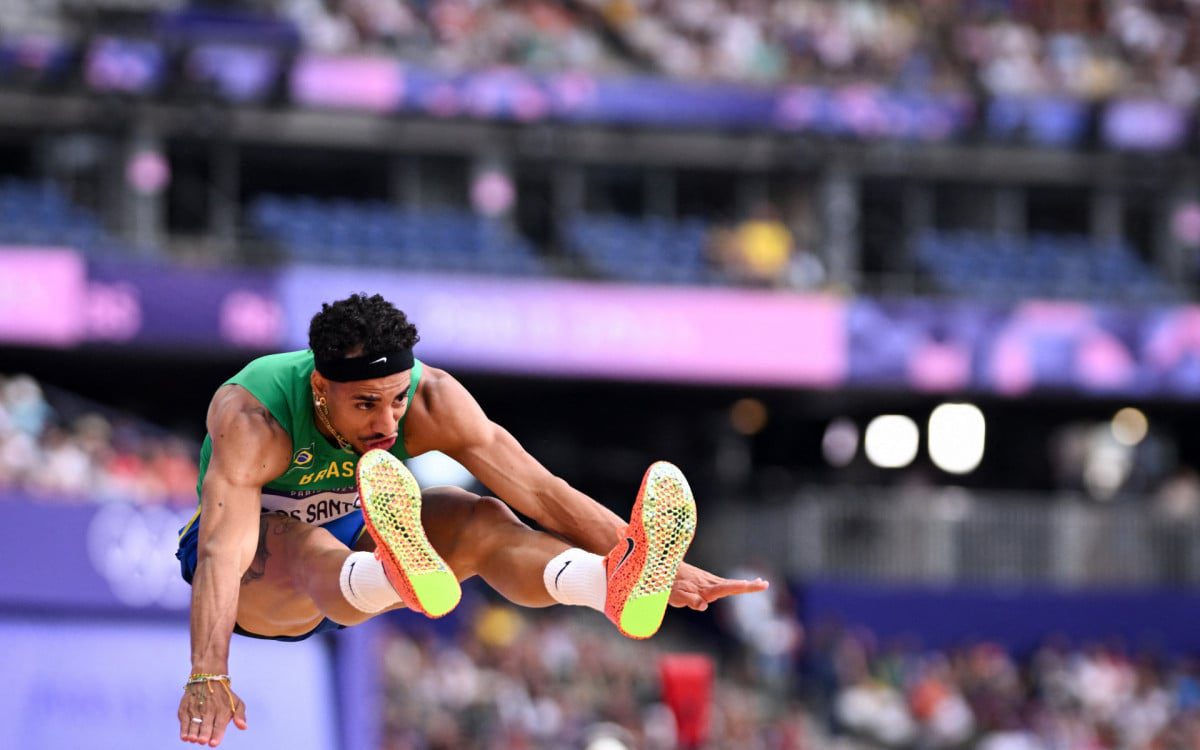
206, 384, 292, 485
410, 365, 455, 415
405, 365, 490, 454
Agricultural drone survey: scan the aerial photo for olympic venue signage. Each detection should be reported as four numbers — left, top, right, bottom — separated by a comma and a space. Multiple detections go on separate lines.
0, 491, 193, 612
0, 617, 337, 750
6, 248, 1200, 398
0, 249, 283, 350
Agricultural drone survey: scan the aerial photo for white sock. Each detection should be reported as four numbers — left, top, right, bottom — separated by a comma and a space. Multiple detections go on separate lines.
543, 548, 607, 612
339, 551, 402, 613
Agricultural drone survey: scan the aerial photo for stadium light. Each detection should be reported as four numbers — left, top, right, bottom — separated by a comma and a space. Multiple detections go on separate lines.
1110, 407, 1148, 446
729, 398, 768, 436
864, 415, 919, 469
822, 418, 859, 467
928, 403, 986, 474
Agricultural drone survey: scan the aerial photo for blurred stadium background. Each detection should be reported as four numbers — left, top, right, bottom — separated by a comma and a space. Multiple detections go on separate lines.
4, 0, 1200, 748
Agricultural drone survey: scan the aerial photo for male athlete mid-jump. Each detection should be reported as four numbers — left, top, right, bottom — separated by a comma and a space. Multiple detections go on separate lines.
176, 293, 767, 746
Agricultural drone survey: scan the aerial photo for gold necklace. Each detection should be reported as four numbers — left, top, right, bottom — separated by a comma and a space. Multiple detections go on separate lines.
313, 393, 353, 451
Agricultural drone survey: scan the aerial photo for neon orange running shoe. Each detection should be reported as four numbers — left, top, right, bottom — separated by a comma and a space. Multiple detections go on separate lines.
605, 461, 697, 640
356, 449, 461, 618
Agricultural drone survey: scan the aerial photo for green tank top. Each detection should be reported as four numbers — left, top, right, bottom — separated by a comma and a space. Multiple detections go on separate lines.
181, 349, 423, 538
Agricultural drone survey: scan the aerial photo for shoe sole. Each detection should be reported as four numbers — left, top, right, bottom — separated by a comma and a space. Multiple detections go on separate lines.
356, 449, 461, 618
615, 461, 697, 639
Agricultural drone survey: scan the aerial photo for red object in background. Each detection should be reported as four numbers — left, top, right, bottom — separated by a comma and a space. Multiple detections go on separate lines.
659, 653, 714, 749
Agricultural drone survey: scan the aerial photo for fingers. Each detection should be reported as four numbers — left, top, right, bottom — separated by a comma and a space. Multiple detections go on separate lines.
669, 589, 709, 611
178, 690, 238, 746
179, 706, 199, 744
194, 710, 216, 746
208, 711, 227, 747
669, 574, 771, 612
668, 589, 693, 608
732, 577, 770, 594
233, 696, 248, 731
207, 691, 246, 746
701, 578, 770, 603
684, 592, 708, 611
179, 694, 208, 744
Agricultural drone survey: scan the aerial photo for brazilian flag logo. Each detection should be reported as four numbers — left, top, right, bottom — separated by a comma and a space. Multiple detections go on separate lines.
292, 444, 315, 468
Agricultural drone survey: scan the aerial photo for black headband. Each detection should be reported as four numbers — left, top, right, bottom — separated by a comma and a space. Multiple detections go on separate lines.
314, 349, 415, 382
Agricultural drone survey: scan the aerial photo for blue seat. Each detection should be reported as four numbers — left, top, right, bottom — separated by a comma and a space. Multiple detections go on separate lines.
0, 179, 128, 257
914, 229, 1175, 301
563, 213, 709, 284
246, 194, 544, 277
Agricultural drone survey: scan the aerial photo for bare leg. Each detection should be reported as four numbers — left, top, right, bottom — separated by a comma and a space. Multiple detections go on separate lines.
235, 514, 375, 635
235, 484, 581, 636
402, 485, 571, 607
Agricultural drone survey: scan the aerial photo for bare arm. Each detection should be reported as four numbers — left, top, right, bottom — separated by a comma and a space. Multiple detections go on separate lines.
179, 386, 290, 745
410, 369, 769, 610
189, 386, 292, 674
411, 371, 625, 555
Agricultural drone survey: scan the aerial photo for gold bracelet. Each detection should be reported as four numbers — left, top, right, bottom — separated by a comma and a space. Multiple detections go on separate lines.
184, 674, 239, 713
186, 673, 230, 686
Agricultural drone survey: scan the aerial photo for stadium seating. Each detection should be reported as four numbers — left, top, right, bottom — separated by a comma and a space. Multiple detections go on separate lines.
247, 194, 545, 276
0, 178, 126, 256
563, 214, 719, 285
914, 230, 1178, 303
8, 0, 1199, 103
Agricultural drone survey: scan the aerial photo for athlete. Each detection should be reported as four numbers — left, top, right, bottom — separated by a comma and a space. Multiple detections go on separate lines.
175, 293, 768, 747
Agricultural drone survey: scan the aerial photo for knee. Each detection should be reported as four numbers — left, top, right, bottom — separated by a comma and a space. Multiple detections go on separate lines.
464, 496, 527, 562
423, 486, 522, 532
468, 495, 523, 530
421, 488, 526, 570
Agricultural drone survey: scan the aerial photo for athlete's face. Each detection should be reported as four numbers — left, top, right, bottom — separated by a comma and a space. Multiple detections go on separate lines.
311, 369, 413, 454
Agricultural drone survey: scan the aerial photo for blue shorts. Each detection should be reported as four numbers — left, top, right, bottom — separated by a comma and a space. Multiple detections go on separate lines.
176, 510, 368, 642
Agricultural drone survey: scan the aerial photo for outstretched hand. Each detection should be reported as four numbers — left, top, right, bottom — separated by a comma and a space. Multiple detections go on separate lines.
178, 680, 247, 747
669, 561, 769, 611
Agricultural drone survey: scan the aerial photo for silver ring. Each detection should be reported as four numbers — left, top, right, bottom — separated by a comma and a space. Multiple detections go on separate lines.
191, 717, 203, 724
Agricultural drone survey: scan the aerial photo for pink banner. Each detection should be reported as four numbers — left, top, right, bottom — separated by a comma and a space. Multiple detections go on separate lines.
290, 54, 403, 112
0, 248, 85, 346
283, 269, 846, 387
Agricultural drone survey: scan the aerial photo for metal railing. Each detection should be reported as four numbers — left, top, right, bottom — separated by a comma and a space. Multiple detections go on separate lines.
700, 487, 1199, 587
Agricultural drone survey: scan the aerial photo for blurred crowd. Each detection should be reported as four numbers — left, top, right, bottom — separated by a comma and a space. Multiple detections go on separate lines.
5, 0, 1197, 102
378, 582, 1200, 750
277, 0, 1200, 103
0, 373, 198, 504
283, 0, 629, 74
380, 602, 808, 750
807, 624, 1200, 750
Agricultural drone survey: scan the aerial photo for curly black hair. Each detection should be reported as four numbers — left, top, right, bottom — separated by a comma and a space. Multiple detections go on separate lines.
308, 293, 419, 361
